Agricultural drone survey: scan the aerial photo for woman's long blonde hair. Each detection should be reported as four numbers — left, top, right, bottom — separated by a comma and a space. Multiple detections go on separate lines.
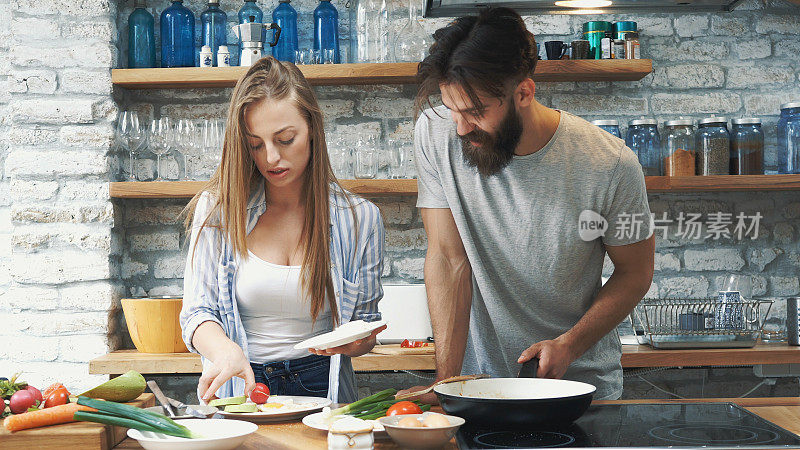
184, 57, 347, 324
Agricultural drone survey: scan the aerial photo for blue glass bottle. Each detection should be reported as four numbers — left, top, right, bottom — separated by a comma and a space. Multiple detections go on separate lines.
314, 0, 339, 63
160, 0, 195, 67
778, 102, 800, 174
128, 0, 155, 68
272, 0, 298, 62
238, 0, 263, 23
201, 1, 228, 66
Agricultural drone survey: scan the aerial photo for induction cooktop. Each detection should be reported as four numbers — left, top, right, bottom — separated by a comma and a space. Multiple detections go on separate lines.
455, 402, 800, 449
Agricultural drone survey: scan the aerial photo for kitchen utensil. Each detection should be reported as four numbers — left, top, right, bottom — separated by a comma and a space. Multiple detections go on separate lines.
121, 298, 188, 353
395, 374, 490, 400
516, 357, 538, 378
571, 40, 590, 59
147, 381, 177, 418
232, 21, 281, 66
434, 378, 596, 428
544, 40, 569, 60
629, 298, 773, 348
378, 413, 465, 449
294, 320, 386, 350
144, 405, 218, 420
127, 418, 257, 450
218, 395, 331, 423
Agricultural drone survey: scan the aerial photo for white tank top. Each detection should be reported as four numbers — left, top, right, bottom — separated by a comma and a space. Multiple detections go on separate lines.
235, 250, 333, 362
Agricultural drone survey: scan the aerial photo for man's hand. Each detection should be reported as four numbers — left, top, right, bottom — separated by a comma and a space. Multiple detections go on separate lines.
395, 385, 440, 405
517, 337, 578, 379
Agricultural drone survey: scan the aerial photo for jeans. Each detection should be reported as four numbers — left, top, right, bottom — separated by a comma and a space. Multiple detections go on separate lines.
250, 354, 331, 397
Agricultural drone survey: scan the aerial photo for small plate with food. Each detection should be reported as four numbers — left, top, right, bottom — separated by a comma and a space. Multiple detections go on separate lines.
211, 393, 331, 424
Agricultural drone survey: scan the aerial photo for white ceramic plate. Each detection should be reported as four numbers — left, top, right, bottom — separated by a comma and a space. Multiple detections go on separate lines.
217, 395, 331, 423
302, 411, 388, 437
434, 378, 597, 399
127, 418, 257, 450
294, 320, 387, 350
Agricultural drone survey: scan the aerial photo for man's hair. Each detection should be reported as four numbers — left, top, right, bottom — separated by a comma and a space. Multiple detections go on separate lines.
414, 7, 538, 117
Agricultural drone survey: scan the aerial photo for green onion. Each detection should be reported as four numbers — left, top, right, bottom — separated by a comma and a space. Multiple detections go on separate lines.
76, 397, 200, 439
328, 388, 397, 417
74, 411, 166, 435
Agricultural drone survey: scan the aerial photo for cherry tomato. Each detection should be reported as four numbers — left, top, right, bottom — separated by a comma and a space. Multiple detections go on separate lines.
249, 383, 270, 404
43, 390, 69, 408
386, 401, 423, 416
42, 383, 70, 400
25, 386, 43, 404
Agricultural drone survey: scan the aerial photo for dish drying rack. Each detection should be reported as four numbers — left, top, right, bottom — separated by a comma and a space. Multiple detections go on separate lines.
629, 298, 773, 349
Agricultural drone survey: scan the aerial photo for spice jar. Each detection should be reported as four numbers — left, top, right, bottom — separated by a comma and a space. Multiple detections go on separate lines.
591, 119, 621, 138
626, 119, 661, 176
731, 118, 764, 175
663, 119, 696, 176
777, 101, 800, 174
624, 32, 640, 59
695, 117, 730, 175
328, 417, 374, 450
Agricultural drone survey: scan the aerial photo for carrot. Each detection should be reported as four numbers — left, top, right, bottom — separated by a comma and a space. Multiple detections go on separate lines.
3, 402, 95, 432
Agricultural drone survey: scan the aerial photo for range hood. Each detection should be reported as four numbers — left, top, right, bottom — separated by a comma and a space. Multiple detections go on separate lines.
423, 0, 745, 17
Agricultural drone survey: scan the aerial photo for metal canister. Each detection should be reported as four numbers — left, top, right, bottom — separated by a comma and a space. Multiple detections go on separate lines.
583, 21, 613, 60
613, 21, 637, 40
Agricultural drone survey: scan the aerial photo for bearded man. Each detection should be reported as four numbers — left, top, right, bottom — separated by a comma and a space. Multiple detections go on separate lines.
399, 7, 655, 401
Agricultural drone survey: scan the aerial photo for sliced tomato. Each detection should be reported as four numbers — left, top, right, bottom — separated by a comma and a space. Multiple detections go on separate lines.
386, 401, 423, 416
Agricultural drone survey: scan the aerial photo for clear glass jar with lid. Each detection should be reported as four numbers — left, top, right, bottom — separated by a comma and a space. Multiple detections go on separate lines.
626, 119, 661, 175
731, 118, 764, 175
778, 101, 800, 174
591, 119, 621, 138
695, 117, 730, 175
663, 119, 696, 176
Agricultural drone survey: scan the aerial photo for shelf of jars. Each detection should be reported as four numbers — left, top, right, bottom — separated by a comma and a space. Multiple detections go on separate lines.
109, 175, 800, 199
110, 59, 654, 89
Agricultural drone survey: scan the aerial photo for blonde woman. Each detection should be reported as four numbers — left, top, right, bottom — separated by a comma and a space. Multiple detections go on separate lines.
179, 57, 385, 403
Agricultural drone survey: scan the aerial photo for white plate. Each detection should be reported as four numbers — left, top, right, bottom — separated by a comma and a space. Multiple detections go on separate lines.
217, 395, 331, 423
294, 320, 387, 350
127, 418, 257, 450
302, 411, 388, 437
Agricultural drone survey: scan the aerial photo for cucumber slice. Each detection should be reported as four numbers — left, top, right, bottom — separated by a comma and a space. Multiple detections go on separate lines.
208, 395, 247, 407
224, 402, 258, 413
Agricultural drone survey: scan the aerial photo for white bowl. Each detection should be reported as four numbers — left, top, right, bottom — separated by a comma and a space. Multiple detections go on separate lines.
377, 413, 465, 449
127, 418, 257, 450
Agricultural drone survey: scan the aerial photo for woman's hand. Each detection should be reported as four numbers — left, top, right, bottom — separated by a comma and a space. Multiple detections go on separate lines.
197, 342, 256, 402
310, 324, 387, 358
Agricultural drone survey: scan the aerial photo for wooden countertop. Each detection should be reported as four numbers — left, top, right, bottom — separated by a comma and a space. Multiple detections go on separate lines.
90, 343, 800, 376
113, 397, 800, 449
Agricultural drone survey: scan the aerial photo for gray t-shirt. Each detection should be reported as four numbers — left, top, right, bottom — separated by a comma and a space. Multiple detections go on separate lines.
414, 106, 652, 400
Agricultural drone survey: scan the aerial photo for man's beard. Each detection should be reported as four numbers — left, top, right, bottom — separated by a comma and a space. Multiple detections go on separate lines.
459, 104, 524, 176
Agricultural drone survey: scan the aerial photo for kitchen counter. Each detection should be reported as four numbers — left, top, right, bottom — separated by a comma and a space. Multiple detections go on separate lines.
89, 343, 800, 376
112, 397, 800, 449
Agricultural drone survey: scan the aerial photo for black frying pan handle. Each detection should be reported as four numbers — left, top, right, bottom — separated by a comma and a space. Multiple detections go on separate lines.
518, 357, 539, 378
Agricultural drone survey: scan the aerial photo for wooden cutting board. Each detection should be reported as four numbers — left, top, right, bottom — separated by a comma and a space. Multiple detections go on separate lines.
0, 393, 155, 450
371, 344, 436, 355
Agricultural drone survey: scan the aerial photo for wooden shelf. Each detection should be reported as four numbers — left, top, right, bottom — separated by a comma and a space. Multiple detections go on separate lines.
110, 175, 800, 199
89, 343, 800, 376
111, 60, 653, 89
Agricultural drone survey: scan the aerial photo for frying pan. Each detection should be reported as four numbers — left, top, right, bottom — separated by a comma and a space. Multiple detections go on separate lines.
433, 359, 596, 428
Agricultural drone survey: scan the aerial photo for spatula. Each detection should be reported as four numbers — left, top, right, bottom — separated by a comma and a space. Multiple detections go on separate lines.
394, 374, 491, 400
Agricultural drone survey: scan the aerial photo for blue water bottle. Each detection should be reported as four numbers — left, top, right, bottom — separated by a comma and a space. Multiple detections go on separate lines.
238, 0, 263, 23
778, 102, 800, 174
201, 1, 228, 66
160, 0, 195, 67
273, 0, 298, 62
128, 0, 155, 68
314, 0, 340, 63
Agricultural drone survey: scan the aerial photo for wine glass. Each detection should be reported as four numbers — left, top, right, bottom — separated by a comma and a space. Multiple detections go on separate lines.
175, 119, 196, 180
117, 111, 145, 181
201, 119, 225, 172
149, 117, 173, 181
387, 139, 405, 179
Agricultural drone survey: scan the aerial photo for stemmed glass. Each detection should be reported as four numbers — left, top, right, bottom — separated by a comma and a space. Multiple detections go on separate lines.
149, 117, 173, 181
175, 119, 196, 180
117, 111, 145, 181
201, 119, 225, 172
